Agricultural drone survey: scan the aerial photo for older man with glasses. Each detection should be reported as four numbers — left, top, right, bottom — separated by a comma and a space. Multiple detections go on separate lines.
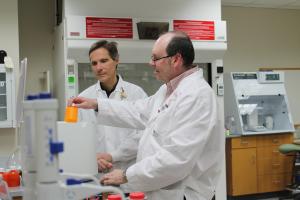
69, 31, 224, 200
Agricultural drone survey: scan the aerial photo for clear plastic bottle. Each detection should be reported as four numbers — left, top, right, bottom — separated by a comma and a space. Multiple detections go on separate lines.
129, 192, 145, 200
0, 175, 11, 200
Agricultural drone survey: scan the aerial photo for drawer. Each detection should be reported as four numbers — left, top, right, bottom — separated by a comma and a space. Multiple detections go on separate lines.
257, 146, 285, 159
231, 136, 257, 149
256, 133, 293, 147
257, 157, 293, 175
257, 148, 294, 175
258, 173, 292, 193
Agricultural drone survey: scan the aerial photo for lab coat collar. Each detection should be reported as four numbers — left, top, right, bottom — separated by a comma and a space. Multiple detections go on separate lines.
95, 75, 127, 99
165, 66, 199, 99
149, 68, 202, 123
114, 75, 126, 92
95, 75, 125, 92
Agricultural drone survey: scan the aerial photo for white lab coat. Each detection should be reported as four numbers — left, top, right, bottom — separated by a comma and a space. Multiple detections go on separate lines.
96, 69, 224, 200
78, 76, 147, 192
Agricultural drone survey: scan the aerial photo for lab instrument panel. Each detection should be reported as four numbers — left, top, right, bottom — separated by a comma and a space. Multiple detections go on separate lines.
0, 63, 15, 128
224, 71, 294, 135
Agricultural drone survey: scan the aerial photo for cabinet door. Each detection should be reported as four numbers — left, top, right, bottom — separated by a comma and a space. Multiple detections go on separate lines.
231, 148, 257, 195
258, 173, 292, 193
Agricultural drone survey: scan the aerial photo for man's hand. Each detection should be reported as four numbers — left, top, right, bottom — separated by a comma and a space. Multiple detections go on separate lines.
101, 169, 127, 185
68, 97, 98, 109
97, 153, 113, 172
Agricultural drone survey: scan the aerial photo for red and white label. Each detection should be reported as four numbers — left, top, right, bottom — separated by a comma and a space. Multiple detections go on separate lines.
173, 20, 215, 40
86, 17, 133, 39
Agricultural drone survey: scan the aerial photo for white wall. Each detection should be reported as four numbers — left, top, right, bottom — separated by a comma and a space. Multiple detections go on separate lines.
65, 0, 221, 20
0, 0, 54, 156
222, 6, 300, 124
222, 6, 300, 72
0, 0, 19, 156
18, 0, 55, 94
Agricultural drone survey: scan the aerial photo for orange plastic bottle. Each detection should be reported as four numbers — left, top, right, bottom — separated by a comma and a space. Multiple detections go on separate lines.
64, 106, 78, 122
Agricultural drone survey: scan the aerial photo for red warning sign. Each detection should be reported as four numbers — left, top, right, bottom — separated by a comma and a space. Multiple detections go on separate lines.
173, 20, 215, 40
86, 17, 133, 39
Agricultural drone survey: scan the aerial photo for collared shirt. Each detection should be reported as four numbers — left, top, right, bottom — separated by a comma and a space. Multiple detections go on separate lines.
96, 69, 223, 200
78, 75, 147, 192
100, 75, 119, 97
165, 66, 199, 99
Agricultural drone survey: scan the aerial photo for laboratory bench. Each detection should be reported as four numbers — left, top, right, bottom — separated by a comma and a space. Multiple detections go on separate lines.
226, 132, 294, 197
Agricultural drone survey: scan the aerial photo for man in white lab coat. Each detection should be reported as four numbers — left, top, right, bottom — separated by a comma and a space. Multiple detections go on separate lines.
70, 31, 224, 200
78, 40, 147, 193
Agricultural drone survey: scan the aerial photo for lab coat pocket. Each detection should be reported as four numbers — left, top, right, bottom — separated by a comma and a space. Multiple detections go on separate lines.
150, 105, 173, 147
147, 188, 184, 200
151, 128, 164, 146
152, 109, 172, 134
152, 120, 171, 146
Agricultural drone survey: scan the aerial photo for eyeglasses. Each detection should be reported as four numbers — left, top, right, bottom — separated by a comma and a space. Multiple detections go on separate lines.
151, 54, 174, 62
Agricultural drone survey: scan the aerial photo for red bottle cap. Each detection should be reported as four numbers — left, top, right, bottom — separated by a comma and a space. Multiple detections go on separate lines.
107, 194, 122, 200
1, 171, 8, 182
6, 170, 20, 187
129, 192, 145, 199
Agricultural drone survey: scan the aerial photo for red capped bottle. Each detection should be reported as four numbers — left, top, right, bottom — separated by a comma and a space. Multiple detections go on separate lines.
129, 192, 145, 200
107, 194, 122, 200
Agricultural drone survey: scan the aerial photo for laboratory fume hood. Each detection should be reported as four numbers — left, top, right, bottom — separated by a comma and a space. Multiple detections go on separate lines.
224, 71, 295, 135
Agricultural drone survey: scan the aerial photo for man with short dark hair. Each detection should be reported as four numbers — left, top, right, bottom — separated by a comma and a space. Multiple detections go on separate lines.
78, 40, 147, 193
70, 31, 224, 200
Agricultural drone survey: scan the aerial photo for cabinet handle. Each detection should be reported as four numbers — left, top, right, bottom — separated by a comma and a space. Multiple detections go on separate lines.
273, 180, 281, 184
272, 139, 279, 143
272, 163, 280, 168
241, 141, 248, 145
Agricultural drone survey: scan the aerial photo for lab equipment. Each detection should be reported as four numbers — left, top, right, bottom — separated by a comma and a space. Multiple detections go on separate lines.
57, 121, 98, 176
0, 175, 11, 200
54, 15, 226, 120
0, 50, 16, 128
2, 170, 20, 187
224, 71, 295, 135
129, 192, 145, 200
6, 148, 21, 171
108, 194, 122, 200
64, 106, 78, 122
265, 115, 274, 129
21, 94, 126, 200
16, 58, 27, 128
